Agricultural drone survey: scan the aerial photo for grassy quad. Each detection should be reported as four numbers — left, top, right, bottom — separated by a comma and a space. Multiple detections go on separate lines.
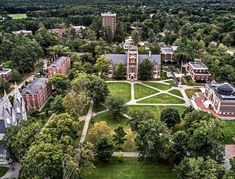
108, 82, 131, 103
137, 93, 185, 104
85, 158, 176, 179
164, 79, 176, 85
168, 89, 183, 97
0, 167, 8, 177
144, 82, 171, 91
221, 120, 235, 144
134, 83, 158, 99
185, 88, 200, 98
8, 13, 27, 19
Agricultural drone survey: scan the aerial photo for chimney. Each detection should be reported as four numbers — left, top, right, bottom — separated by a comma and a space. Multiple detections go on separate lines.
148, 51, 152, 58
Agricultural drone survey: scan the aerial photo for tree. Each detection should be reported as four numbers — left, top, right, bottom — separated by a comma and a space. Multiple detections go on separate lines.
62, 91, 90, 119
136, 119, 170, 161
50, 95, 64, 113
105, 95, 128, 120
87, 121, 114, 145
131, 30, 141, 45
181, 106, 194, 119
95, 137, 114, 162
113, 126, 127, 148
114, 62, 126, 80
138, 59, 153, 80
94, 55, 109, 76
160, 108, 180, 128
129, 109, 155, 131
10, 69, 22, 82
49, 74, 71, 94
174, 157, 229, 179
72, 73, 109, 104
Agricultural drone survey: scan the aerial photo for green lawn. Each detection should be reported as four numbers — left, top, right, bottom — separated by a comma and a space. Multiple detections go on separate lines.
134, 83, 158, 99
138, 93, 185, 104
222, 120, 235, 144
168, 89, 183, 97
144, 82, 171, 91
8, 13, 27, 19
128, 105, 186, 119
85, 158, 176, 179
164, 79, 175, 85
92, 111, 129, 129
185, 88, 200, 98
108, 82, 131, 103
0, 167, 8, 177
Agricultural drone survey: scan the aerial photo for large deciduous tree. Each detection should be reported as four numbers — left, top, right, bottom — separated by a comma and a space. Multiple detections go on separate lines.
138, 59, 153, 80
49, 74, 71, 94
114, 62, 126, 80
160, 108, 180, 128
95, 137, 114, 162
94, 55, 109, 76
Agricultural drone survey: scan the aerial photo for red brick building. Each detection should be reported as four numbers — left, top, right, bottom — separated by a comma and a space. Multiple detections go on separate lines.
47, 56, 71, 78
0, 68, 12, 81
186, 61, 211, 81
49, 28, 67, 38
21, 78, 52, 110
101, 12, 116, 37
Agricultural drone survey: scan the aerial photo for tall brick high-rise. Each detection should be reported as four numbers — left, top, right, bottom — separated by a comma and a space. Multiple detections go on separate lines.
101, 12, 116, 36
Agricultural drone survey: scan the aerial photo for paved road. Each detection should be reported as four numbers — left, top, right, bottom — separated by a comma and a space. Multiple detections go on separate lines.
80, 101, 94, 144
1, 163, 21, 179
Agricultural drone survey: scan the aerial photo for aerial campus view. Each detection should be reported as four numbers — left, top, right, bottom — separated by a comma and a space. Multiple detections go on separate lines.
0, 0, 234, 178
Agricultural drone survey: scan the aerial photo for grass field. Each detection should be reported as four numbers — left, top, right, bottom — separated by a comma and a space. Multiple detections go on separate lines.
0, 167, 8, 177
144, 82, 171, 91
108, 82, 131, 103
134, 84, 158, 99
222, 120, 235, 144
185, 88, 200, 98
85, 158, 176, 179
128, 105, 187, 119
92, 111, 129, 129
138, 93, 185, 104
168, 89, 183, 97
8, 13, 27, 19
164, 79, 175, 85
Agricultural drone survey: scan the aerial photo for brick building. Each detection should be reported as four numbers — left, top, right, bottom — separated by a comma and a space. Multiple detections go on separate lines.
49, 28, 67, 38
106, 46, 161, 80
0, 68, 12, 81
21, 78, 52, 110
160, 46, 178, 63
186, 61, 211, 81
47, 56, 71, 77
101, 12, 116, 36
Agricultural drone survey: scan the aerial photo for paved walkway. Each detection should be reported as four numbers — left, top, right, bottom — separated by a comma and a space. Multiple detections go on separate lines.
1, 163, 21, 179
80, 101, 94, 144
112, 152, 139, 157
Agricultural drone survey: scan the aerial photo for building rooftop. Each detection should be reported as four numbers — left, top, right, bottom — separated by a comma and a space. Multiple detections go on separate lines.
101, 12, 116, 16
189, 62, 208, 70
208, 82, 235, 100
161, 46, 177, 54
0, 68, 12, 75
21, 78, 48, 95
48, 56, 69, 68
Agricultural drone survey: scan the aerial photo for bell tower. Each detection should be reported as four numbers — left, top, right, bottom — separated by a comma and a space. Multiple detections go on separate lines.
127, 46, 138, 80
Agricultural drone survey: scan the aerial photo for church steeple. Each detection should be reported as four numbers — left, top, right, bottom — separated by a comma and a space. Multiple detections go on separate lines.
13, 82, 27, 123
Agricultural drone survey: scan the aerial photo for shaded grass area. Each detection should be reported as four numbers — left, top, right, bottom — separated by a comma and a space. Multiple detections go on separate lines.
108, 82, 131, 103
8, 13, 27, 19
138, 93, 185, 104
168, 89, 183, 97
222, 120, 235, 144
144, 82, 171, 90
93, 104, 106, 113
183, 76, 205, 86
134, 83, 158, 99
128, 105, 187, 119
164, 79, 175, 85
85, 157, 176, 179
0, 167, 8, 177
185, 88, 200, 98
92, 111, 129, 130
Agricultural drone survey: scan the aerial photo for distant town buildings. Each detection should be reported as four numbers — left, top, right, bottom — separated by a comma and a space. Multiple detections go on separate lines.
13, 30, 33, 35
49, 28, 67, 38
101, 12, 116, 36
193, 81, 235, 119
21, 77, 52, 110
186, 61, 211, 81
0, 68, 12, 81
47, 56, 71, 77
160, 46, 178, 63
106, 45, 161, 80
71, 25, 86, 33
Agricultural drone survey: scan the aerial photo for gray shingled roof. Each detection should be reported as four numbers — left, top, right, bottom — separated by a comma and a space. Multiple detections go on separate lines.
48, 56, 68, 68
106, 54, 161, 65
0, 120, 5, 133
21, 78, 48, 95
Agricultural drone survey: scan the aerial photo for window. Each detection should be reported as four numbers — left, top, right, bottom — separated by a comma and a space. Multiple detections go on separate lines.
129, 67, 136, 73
